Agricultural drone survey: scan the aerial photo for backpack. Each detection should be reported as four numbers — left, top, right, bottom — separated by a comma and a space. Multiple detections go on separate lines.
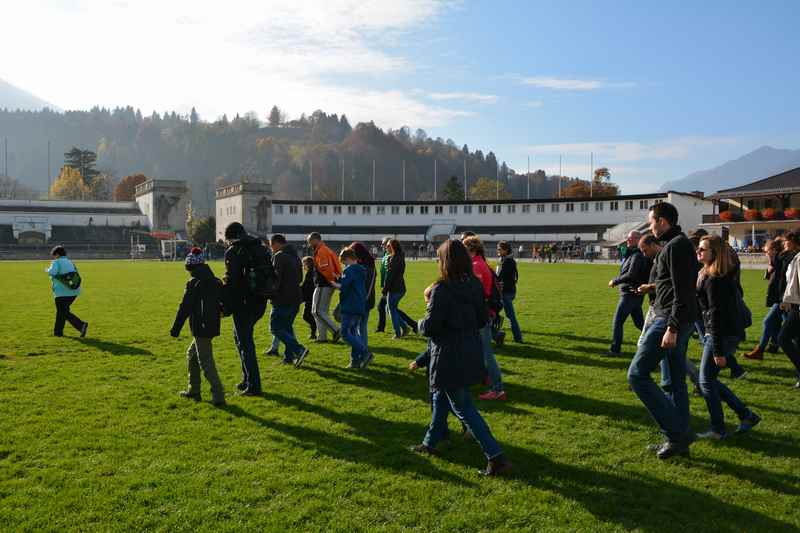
57, 269, 82, 290
487, 269, 504, 314
242, 243, 278, 299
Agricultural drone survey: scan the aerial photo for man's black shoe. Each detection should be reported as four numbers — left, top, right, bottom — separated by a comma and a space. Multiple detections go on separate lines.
332, 330, 341, 343
264, 348, 280, 357
605, 350, 622, 357
80, 322, 89, 338
236, 382, 247, 391
294, 348, 310, 368
238, 389, 262, 397
656, 436, 692, 460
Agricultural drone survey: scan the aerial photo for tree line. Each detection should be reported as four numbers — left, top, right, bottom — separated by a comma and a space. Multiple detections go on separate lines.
0, 106, 619, 205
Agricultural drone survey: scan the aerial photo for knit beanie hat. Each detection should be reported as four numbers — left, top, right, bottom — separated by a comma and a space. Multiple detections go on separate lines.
185, 246, 205, 267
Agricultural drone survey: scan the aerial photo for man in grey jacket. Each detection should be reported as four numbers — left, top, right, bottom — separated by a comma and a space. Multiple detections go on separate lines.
607, 231, 650, 355
269, 234, 310, 367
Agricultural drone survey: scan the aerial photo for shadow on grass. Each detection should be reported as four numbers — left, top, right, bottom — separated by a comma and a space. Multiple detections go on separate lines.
531, 331, 612, 345
230, 391, 797, 532
498, 343, 631, 371
68, 337, 153, 356
221, 399, 476, 488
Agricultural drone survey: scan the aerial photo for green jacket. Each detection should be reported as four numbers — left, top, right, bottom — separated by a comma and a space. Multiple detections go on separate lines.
379, 253, 389, 289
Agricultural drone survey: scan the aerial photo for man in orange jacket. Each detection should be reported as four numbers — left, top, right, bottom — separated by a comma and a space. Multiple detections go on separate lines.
307, 232, 341, 342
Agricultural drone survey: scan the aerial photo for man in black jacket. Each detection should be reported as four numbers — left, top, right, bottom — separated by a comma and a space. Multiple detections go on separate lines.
171, 248, 225, 406
627, 202, 698, 459
607, 231, 650, 355
269, 234, 309, 367
223, 222, 267, 396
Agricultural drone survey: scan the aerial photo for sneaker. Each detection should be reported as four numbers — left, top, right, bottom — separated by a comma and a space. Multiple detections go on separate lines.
238, 389, 262, 397
495, 331, 506, 347
605, 349, 622, 357
795, 381, 800, 389
744, 347, 763, 360
656, 440, 691, 459
332, 330, 341, 343
693, 384, 703, 397
391, 335, 403, 340
211, 397, 226, 407
360, 352, 374, 369
766, 343, 780, 354
479, 390, 507, 401
80, 322, 89, 338
401, 326, 410, 337
294, 348, 310, 368
480, 454, 512, 476
735, 412, 761, 434
374, 328, 384, 333
697, 430, 727, 440
308, 334, 317, 341
345, 361, 361, 369
731, 367, 747, 380
410, 322, 419, 335
264, 348, 280, 357
236, 382, 247, 391
409, 443, 438, 456
646, 441, 667, 453
178, 390, 200, 401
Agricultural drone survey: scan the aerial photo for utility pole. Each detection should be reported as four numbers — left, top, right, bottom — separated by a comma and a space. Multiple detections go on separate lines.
3, 138, 7, 177
402, 160, 406, 201
463, 159, 467, 201
47, 140, 51, 197
558, 155, 562, 198
527, 155, 530, 200
372, 159, 376, 201
310, 161, 313, 200
496, 161, 499, 200
590, 151, 594, 198
433, 159, 437, 201
341, 159, 345, 201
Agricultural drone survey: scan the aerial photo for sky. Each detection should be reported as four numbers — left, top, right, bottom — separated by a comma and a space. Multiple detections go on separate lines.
1, 0, 799, 192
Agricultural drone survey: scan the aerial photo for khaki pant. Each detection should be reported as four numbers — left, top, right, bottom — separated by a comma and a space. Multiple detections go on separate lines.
187, 337, 224, 402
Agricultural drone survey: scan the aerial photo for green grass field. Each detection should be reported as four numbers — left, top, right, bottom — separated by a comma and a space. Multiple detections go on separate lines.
1, 260, 799, 532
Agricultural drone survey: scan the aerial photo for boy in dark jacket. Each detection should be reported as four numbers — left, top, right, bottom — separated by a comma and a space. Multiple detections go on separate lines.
332, 248, 372, 368
171, 248, 225, 406
301, 256, 318, 340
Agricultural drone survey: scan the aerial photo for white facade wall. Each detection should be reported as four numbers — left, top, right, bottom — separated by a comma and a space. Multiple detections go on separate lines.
134, 179, 190, 232
214, 182, 272, 241
666, 192, 715, 232
270, 196, 664, 229
215, 194, 244, 242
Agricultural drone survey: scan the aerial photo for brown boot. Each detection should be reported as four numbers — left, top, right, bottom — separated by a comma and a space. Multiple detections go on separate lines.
744, 347, 763, 360
481, 454, 512, 476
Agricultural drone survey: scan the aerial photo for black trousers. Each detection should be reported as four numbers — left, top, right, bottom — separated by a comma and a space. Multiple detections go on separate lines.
54, 296, 84, 335
376, 294, 415, 332
778, 306, 800, 376
302, 301, 317, 337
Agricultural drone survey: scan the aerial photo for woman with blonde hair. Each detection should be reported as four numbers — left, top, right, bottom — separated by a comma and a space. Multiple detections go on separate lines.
745, 237, 788, 359
695, 235, 760, 439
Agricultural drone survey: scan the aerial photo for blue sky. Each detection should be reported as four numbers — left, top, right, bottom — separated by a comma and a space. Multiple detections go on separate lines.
2, 0, 799, 192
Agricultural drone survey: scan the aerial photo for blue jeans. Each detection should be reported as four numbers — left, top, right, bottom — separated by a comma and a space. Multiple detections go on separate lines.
270, 303, 304, 362
758, 303, 784, 351
233, 310, 261, 392
699, 335, 752, 433
502, 292, 523, 341
423, 387, 502, 459
341, 313, 368, 364
611, 293, 644, 353
387, 291, 406, 337
627, 316, 692, 442
359, 310, 370, 351
481, 324, 503, 392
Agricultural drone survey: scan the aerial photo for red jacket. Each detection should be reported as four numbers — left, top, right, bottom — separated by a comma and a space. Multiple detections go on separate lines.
472, 255, 496, 317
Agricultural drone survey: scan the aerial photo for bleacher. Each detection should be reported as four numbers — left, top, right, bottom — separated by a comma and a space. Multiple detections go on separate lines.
0, 225, 162, 260
0, 225, 15, 244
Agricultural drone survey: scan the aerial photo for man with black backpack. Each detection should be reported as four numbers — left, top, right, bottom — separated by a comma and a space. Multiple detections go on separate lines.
46, 246, 88, 338
223, 222, 271, 396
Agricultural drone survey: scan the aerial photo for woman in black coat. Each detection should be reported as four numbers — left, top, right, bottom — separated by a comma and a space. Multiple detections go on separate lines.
408, 239, 511, 476
383, 239, 415, 338
350, 241, 377, 350
696, 235, 760, 440
745, 237, 793, 359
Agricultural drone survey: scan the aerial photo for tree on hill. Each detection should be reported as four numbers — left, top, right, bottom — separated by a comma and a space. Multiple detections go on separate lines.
188, 216, 216, 245
442, 175, 462, 200
113, 173, 148, 201
593, 167, 611, 182
469, 177, 512, 200
50, 166, 89, 200
268, 105, 282, 127
64, 147, 99, 184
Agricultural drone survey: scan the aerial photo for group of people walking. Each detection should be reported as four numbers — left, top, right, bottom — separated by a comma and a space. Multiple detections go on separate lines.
46, 198, 800, 476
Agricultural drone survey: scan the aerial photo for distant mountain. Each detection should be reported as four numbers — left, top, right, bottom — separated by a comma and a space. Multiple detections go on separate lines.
0, 78, 58, 111
661, 146, 800, 194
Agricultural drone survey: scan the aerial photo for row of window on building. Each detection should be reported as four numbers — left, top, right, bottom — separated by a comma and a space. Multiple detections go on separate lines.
273, 199, 656, 216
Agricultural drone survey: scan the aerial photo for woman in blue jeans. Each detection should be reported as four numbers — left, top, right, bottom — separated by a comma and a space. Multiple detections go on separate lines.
695, 235, 760, 439
745, 237, 794, 360
496, 241, 523, 342
409, 239, 511, 476
383, 239, 411, 339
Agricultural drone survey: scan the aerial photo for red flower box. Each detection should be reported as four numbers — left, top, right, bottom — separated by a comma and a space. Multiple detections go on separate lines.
785, 208, 800, 220
744, 209, 762, 221
719, 210, 741, 222
763, 208, 783, 220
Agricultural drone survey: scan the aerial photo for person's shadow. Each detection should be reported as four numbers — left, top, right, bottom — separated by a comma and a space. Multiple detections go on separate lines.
68, 337, 153, 356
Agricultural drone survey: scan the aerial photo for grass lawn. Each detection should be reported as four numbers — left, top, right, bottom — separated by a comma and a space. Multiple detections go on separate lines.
1, 259, 799, 532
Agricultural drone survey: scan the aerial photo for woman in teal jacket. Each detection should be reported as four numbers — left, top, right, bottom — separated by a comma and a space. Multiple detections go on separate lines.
47, 246, 88, 337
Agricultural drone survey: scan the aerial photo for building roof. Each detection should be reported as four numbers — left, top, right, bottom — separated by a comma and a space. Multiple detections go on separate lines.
0, 199, 143, 215
710, 167, 800, 199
